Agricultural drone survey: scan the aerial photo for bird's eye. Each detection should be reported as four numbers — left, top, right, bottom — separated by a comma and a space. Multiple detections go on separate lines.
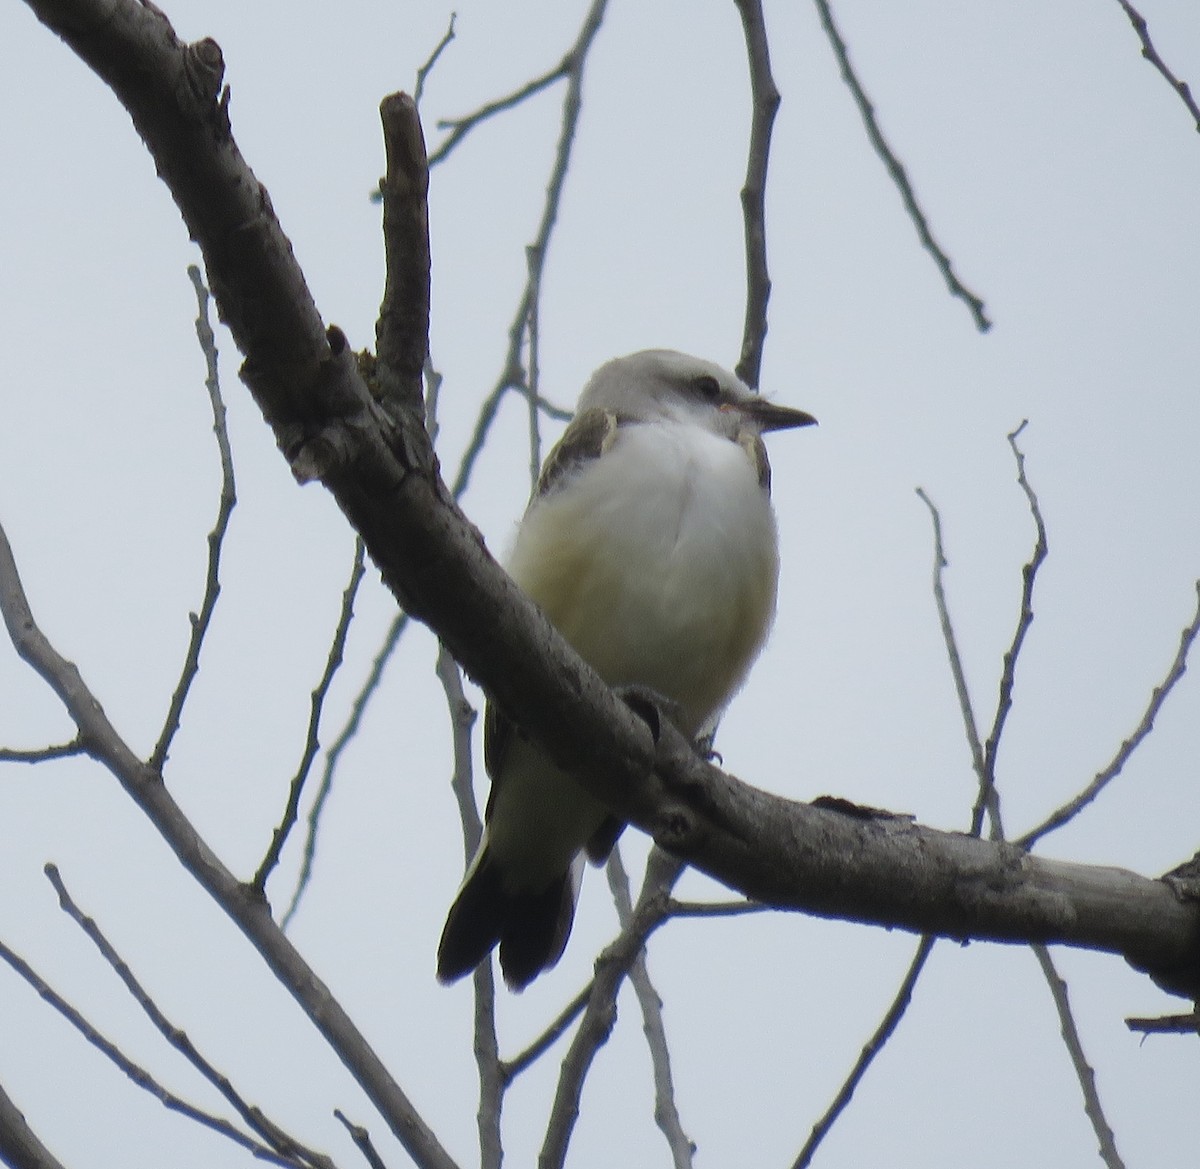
691, 374, 722, 402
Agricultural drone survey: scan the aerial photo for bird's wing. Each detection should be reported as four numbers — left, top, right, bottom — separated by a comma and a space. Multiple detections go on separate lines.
533, 407, 625, 500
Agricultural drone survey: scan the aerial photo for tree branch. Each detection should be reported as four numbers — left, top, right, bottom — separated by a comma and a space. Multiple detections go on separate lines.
0, 1080, 67, 1169
732, 0, 780, 389
150, 264, 236, 772
1114, 0, 1200, 133
43, 864, 335, 1169
812, 0, 991, 331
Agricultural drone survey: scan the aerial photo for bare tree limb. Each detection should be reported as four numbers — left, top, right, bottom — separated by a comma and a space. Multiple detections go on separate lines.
0, 1080, 67, 1169
0, 740, 84, 765
282, 610, 411, 930
413, 13, 457, 109
812, 0, 992, 331
666, 897, 766, 920
975, 422, 1048, 839
44, 864, 336, 1169
732, 0, 780, 390
433, 645, 502, 1169
499, 986, 591, 1082
540, 849, 681, 1169
150, 264, 236, 773
255, 539, 367, 896
925, 452, 1123, 1150
375, 93, 431, 423
333, 1111, 389, 1169
449, 0, 609, 500
607, 848, 694, 1169
1033, 945, 1125, 1169
1114, 0, 1200, 133
0, 928, 306, 1168
1126, 1010, 1200, 1036
915, 488, 989, 788
1019, 579, 1200, 850
792, 935, 936, 1169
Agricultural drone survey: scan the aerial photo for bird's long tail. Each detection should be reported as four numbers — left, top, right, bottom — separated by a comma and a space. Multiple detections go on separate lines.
437, 847, 582, 990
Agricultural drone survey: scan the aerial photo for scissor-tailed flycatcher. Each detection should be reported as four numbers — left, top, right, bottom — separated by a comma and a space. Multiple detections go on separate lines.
437, 349, 816, 988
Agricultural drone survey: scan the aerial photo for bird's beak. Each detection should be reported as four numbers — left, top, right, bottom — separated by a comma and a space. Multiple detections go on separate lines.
734, 397, 818, 433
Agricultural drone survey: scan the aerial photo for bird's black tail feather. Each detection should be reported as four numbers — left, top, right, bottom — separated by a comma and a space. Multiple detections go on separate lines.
437, 847, 577, 990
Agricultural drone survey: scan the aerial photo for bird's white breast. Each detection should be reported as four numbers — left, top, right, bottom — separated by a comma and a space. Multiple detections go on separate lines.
507, 419, 780, 733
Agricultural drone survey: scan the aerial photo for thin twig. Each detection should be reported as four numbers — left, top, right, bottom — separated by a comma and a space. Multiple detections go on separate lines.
449, 0, 609, 502
732, 0, 780, 390
255, 539, 367, 896
333, 1111, 389, 1169
430, 61, 572, 168
432, 644, 502, 1169
413, 13, 457, 109
1126, 1012, 1200, 1037
1032, 945, 1126, 1169
1019, 579, 1200, 849
607, 848, 694, 1169
500, 984, 593, 1082
792, 935, 936, 1169
525, 245, 544, 495
918, 448, 1123, 1162
0, 740, 84, 764
44, 864, 335, 1169
916, 484, 1001, 841
281, 609, 411, 929
435, 643, 481, 860
539, 848, 681, 1169
151, 265, 236, 772
975, 422, 1047, 840
812, 0, 991, 331
0, 932, 305, 1168
1115, 0, 1200, 133
666, 898, 768, 920
915, 488, 988, 782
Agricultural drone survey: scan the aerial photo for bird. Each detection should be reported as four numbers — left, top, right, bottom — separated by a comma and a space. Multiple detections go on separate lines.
437, 348, 816, 989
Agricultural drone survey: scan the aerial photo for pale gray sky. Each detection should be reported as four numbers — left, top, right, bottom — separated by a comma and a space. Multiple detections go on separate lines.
2, 2, 1199, 1167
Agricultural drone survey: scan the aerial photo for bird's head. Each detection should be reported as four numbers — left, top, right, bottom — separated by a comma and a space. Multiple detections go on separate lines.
578, 349, 817, 437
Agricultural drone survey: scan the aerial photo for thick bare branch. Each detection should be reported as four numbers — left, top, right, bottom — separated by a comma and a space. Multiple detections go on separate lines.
0, 1080, 67, 1169
375, 93, 431, 421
